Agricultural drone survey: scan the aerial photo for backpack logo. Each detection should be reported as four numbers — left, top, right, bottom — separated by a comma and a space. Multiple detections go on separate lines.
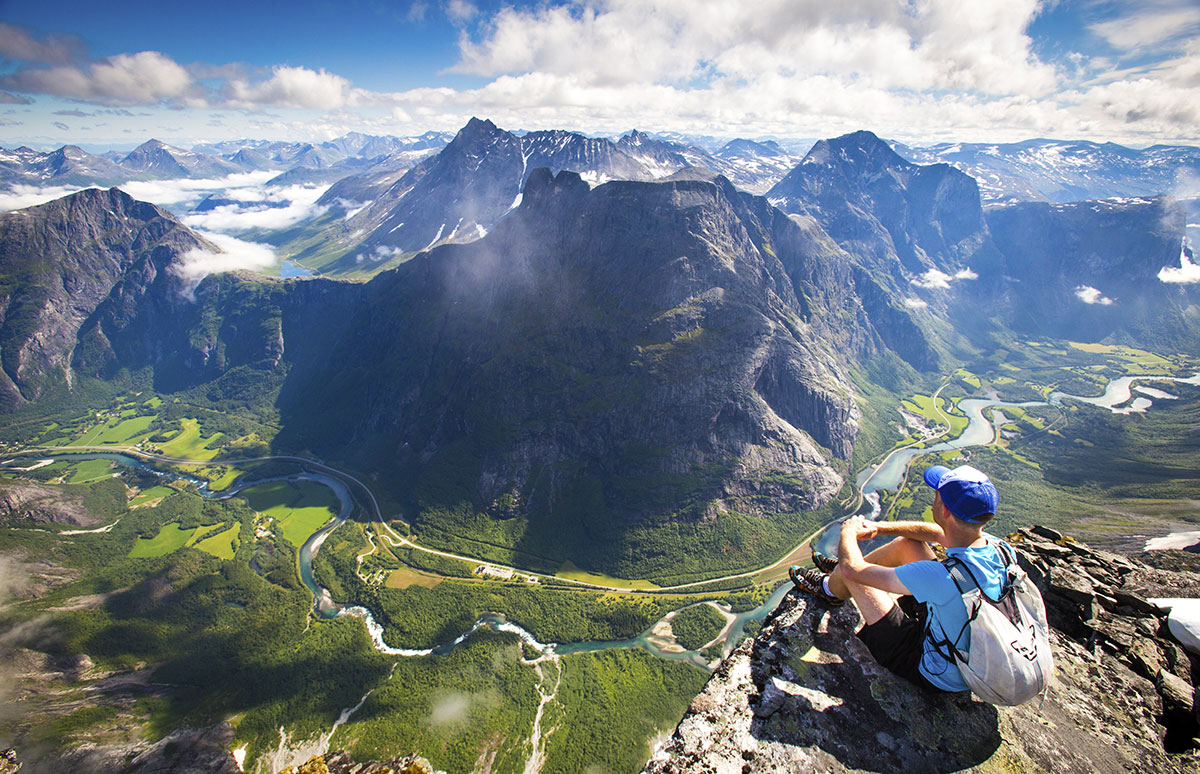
1010, 638, 1038, 662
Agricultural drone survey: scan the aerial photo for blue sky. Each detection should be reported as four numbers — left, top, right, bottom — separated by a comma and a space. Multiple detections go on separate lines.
1, 0, 1198, 149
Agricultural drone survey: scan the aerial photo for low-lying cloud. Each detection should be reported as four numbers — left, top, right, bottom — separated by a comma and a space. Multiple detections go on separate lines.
171, 231, 278, 297
1, 172, 330, 234
181, 183, 330, 233
119, 170, 279, 207
429, 691, 471, 728
0, 183, 88, 211
1158, 244, 1200, 284
356, 244, 404, 264
911, 266, 978, 289
1074, 285, 1115, 305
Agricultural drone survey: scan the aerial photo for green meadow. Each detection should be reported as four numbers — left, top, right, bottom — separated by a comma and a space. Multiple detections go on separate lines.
130, 485, 175, 506
128, 522, 195, 557
238, 479, 339, 546
66, 414, 155, 447
157, 418, 224, 460
193, 522, 240, 559
65, 458, 117, 484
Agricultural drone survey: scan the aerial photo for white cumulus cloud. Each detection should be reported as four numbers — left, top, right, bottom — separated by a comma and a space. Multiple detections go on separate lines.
2, 50, 192, 104
912, 268, 954, 289
171, 231, 278, 297
1159, 245, 1200, 284
1074, 285, 1115, 305
224, 65, 367, 110
911, 265, 978, 289
452, 0, 1056, 96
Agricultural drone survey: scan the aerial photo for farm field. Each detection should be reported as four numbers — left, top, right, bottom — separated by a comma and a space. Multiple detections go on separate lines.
238, 479, 339, 546
157, 418, 224, 460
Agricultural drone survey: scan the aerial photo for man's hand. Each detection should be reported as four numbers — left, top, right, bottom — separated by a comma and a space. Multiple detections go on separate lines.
842, 515, 878, 542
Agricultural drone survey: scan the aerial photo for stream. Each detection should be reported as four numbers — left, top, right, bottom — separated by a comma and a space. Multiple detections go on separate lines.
814, 370, 1200, 557
21, 370, 1200, 668
16, 367, 1198, 771
24, 369, 1200, 669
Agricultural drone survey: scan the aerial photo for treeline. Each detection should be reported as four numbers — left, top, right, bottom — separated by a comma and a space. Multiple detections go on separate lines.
669, 604, 727, 651
334, 632, 538, 774
545, 649, 708, 773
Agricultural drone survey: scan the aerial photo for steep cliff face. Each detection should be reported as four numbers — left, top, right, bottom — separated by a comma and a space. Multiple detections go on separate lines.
986, 197, 1200, 349
278, 171, 873, 556
0, 188, 204, 408
764, 131, 1006, 370
767, 130, 1002, 281
645, 529, 1200, 773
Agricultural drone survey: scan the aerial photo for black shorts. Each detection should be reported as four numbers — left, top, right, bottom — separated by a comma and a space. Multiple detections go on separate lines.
855, 597, 949, 693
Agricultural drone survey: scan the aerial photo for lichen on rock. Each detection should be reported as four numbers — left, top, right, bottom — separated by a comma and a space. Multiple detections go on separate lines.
644, 528, 1200, 773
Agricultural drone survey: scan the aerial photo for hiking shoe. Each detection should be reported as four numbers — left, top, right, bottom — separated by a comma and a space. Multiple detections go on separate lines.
789, 566, 844, 606
812, 551, 838, 574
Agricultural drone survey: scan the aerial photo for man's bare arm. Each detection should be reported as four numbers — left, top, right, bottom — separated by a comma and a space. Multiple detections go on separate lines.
838, 517, 913, 596
874, 520, 945, 544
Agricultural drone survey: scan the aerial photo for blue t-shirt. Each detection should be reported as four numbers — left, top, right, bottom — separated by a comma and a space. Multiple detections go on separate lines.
893, 535, 1008, 692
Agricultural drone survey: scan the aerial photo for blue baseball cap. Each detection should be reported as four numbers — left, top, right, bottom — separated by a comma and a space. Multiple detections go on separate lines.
923, 464, 998, 523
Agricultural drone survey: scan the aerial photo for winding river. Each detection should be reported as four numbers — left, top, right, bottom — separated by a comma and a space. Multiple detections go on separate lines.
21, 369, 1200, 670
814, 370, 1200, 558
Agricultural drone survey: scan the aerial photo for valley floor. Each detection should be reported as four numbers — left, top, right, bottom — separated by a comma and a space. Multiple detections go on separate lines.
1, 338, 1198, 773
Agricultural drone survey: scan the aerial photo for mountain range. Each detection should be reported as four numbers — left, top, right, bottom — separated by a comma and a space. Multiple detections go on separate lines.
0, 131, 457, 191
893, 138, 1200, 204
2, 126, 1196, 574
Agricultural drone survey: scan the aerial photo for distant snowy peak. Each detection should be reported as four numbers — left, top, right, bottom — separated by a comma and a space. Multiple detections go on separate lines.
894, 139, 1200, 203
0, 144, 129, 187
121, 139, 241, 179
716, 138, 788, 159
303, 121, 818, 276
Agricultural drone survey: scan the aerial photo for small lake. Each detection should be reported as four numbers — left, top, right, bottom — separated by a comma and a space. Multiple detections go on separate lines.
280, 260, 314, 278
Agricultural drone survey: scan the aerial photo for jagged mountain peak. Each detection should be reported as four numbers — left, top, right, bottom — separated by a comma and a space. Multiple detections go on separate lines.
459, 116, 501, 136
619, 129, 653, 146
804, 129, 910, 172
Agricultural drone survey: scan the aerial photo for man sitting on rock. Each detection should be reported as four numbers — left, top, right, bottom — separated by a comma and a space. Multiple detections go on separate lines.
790, 464, 1007, 694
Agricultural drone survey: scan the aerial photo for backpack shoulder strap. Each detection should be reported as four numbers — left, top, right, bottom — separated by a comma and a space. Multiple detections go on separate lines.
925, 555, 981, 662
993, 538, 1018, 568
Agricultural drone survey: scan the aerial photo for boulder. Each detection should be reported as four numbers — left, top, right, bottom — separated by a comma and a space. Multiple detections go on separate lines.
645, 529, 1200, 773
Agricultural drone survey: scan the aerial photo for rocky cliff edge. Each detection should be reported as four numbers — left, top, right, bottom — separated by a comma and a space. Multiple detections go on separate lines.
643, 527, 1200, 773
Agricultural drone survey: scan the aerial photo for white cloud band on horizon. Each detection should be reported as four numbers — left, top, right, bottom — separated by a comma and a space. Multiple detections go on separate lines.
0, 3, 1199, 148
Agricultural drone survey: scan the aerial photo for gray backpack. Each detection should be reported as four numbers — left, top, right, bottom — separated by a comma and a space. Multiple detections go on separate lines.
929, 540, 1054, 706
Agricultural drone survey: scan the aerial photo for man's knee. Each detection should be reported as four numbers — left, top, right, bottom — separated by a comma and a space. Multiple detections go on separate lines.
894, 536, 936, 562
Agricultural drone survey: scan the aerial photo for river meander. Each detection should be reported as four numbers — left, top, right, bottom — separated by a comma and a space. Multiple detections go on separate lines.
24, 369, 1200, 669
